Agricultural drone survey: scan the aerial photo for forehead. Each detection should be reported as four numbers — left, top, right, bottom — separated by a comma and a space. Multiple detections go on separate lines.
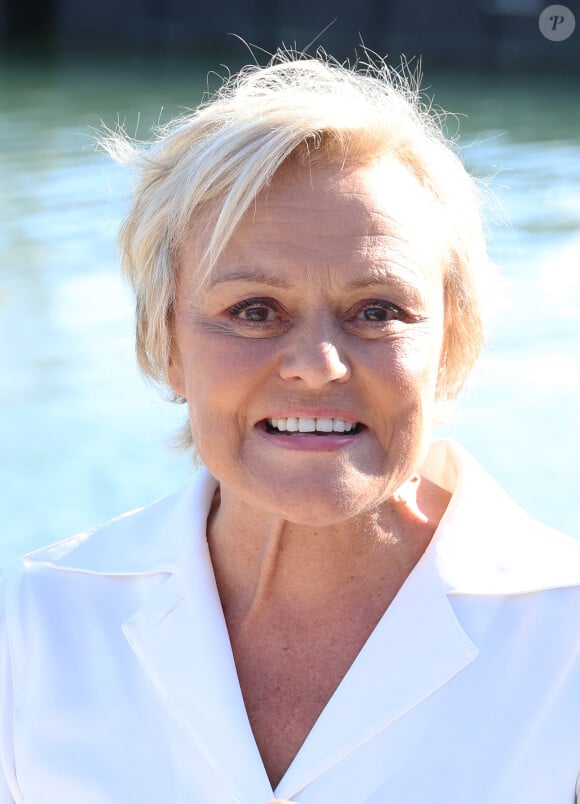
189, 155, 449, 292
244, 157, 440, 244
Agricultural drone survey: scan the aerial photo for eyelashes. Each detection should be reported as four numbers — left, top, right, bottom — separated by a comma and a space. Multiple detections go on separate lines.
226, 297, 413, 326
355, 301, 410, 323
227, 298, 281, 323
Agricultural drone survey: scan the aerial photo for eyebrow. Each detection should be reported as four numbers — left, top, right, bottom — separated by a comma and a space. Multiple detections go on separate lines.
207, 269, 294, 290
345, 273, 417, 291
206, 267, 420, 292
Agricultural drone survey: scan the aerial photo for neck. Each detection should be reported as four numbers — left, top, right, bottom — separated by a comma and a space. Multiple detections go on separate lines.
207, 475, 449, 630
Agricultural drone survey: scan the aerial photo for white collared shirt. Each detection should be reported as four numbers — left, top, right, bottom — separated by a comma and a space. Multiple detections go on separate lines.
1, 440, 580, 803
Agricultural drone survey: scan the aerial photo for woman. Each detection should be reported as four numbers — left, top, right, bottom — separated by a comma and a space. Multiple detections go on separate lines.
2, 53, 580, 803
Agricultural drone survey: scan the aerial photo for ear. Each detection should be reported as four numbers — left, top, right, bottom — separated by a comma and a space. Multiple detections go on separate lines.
167, 341, 187, 400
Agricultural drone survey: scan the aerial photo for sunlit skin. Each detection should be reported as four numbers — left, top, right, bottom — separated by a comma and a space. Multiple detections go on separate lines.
171, 156, 448, 530
169, 155, 452, 787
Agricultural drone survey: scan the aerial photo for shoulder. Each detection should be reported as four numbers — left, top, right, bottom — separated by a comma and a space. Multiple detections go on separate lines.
18, 467, 218, 576
0, 467, 220, 666
422, 440, 580, 595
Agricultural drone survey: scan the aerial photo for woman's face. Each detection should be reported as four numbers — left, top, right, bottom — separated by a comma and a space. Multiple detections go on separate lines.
170, 156, 448, 525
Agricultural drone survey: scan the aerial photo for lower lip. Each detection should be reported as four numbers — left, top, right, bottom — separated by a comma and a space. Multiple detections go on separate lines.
256, 422, 366, 452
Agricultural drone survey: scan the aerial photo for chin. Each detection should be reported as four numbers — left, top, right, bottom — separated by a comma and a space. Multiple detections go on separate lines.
260, 477, 376, 527
277, 506, 356, 529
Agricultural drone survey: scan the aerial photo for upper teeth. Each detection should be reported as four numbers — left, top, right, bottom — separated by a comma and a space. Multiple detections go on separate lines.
268, 417, 357, 433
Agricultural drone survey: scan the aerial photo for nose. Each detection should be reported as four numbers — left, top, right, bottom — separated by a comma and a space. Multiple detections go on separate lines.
278, 315, 351, 387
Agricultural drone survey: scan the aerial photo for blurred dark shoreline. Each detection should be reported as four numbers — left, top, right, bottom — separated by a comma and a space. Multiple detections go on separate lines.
0, 0, 579, 71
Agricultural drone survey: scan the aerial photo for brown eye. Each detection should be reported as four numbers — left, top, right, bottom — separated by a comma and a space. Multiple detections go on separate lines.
241, 306, 272, 322
228, 299, 277, 322
362, 306, 389, 322
357, 301, 405, 322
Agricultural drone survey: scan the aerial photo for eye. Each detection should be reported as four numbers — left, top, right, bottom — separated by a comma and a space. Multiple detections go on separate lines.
227, 298, 279, 323
355, 300, 408, 323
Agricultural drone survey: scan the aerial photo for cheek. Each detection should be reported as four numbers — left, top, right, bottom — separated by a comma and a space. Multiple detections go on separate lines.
377, 329, 443, 400
181, 335, 275, 434
184, 323, 279, 372
378, 337, 442, 458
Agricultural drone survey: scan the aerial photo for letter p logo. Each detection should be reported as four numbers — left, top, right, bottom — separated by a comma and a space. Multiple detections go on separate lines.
539, 4, 576, 40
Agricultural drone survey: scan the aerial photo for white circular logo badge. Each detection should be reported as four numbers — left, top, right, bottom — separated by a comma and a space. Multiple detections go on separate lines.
539, 4, 576, 40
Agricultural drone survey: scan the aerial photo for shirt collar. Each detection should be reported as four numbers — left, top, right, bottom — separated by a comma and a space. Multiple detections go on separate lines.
421, 440, 580, 595
24, 440, 580, 594
22, 469, 219, 575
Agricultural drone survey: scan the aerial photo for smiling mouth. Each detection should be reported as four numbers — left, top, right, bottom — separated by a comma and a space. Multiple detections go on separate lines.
262, 418, 366, 436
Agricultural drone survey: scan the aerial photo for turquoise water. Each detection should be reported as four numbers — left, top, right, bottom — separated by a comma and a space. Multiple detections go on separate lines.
1, 55, 579, 568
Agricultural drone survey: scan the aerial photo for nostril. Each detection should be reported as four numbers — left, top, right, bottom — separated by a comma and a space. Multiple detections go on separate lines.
278, 350, 351, 384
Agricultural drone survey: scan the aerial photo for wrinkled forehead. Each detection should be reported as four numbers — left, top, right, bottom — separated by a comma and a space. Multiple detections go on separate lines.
262, 155, 447, 241
183, 154, 451, 293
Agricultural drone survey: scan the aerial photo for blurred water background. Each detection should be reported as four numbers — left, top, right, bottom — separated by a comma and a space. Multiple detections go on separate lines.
1, 51, 579, 569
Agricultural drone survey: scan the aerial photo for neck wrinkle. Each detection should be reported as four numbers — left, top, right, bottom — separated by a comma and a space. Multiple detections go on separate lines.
206, 476, 445, 634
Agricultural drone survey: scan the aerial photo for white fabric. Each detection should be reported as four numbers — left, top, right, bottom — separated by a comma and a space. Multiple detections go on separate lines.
1, 440, 580, 803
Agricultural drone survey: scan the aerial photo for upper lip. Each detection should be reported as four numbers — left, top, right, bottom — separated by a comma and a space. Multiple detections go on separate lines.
259, 409, 365, 425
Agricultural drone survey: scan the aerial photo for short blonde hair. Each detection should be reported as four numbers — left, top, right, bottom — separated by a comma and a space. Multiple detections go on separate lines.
103, 50, 494, 441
